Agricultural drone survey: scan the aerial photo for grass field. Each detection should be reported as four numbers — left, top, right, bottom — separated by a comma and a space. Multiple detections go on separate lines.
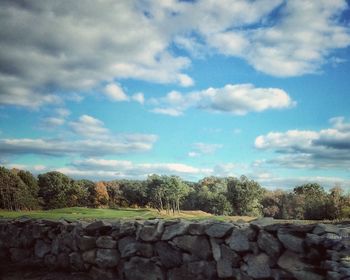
0, 207, 255, 222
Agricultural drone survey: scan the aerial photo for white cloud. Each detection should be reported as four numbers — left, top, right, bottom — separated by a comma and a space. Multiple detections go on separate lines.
0, 134, 157, 157
104, 83, 129, 102
69, 115, 109, 138
43, 117, 65, 127
1, 1, 349, 108
189, 142, 223, 157
255, 116, 350, 169
254, 173, 350, 190
55, 108, 71, 118
66, 158, 212, 180
171, 0, 350, 76
131, 92, 145, 105
0, 1, 192, 108
151, 84, 295, 116
151, 107, 183, 117
41, 107, 71, 128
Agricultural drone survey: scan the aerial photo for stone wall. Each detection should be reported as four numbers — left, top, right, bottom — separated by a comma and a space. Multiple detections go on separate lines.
0, 217, 349, 280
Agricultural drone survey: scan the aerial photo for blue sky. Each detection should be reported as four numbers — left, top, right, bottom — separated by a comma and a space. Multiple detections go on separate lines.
1, 0, 350, 189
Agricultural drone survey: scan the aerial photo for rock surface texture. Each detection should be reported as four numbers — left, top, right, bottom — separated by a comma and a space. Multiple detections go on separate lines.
0, 218, 349, 280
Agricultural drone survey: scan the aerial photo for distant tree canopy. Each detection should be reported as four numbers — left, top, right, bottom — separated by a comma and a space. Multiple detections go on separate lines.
0, 167, 39, 210
0, 166, 350, 220
38, 171, 74, 209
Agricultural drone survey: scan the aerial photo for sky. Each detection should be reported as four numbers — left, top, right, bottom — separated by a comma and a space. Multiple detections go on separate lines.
0, 0, 350, 190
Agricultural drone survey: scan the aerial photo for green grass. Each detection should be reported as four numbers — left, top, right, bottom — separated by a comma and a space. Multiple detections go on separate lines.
0, 207, 159, 221
0, 207, 256, 222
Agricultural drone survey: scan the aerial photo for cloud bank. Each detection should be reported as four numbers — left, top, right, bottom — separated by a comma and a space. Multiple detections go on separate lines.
151, 84, 295, 116
1, 0, 349, 107
255, 116, 350, 169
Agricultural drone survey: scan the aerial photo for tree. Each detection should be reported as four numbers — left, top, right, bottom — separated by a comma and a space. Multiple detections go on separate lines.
38, 171, 73, 209
0, 167, 39, 210
120, 180, 148, 207
262, 189, 285, 218
70, 179, 92, 206
17, 170, 38, 196
226, 176, 264, 216
90, 181, 109, 208
146, 175, 189, 214
293, 183, 327, 220
183, 177, 232, 215
146, 175, 166, 211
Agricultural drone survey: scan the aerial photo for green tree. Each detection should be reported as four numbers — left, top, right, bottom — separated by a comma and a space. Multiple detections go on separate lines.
120, 180, 148, 207
226, 176, 264, 216
38, 171, 73, 209
0, 167, 38, 210
70, 179, 92, 206
183, 177, 232, 215
293, 183, 327, 220
17, 170, 39, 198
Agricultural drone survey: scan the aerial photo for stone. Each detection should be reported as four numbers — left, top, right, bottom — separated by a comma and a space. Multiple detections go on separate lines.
82, 249, 96, 264
112, 221, 136, 238
305, 233, 324, 246
188, 222, 207, 235
172, 235, 211, 260
323, 260, 339, 271
136, 242, 154, 258
123, 257, 164, 280
34, 239, 51, 258
205, 222, 234, 238
210, 238, 221, 261
118, 236, 138, 258
271, 268, 294, 280
57, 252, 70, 269
322, 233, 342, 249
182, 252, 200, 263
187, 261, 216, 279
96, 248, 120, 268
277, 229, 304, 253
341, 256, 350, 268
327, 271, 342, 280
168, 261, 216, 280
257, 230, 283, 259
339, 267, 350, 277
246, 253, 271, 279
162, 221, 189, 241
78, 236, 96, 251
90, 266, 118, 280
155, 241, 182, 268
51, 238, 60, 255
250, 217, 275, 230
44, 254, 57, 267
96, 235, 116, 249
278, 250, 324, 280
217, 245, 241, 278
226, 229, 250, 252
313, 224, 339, 235
10, 248, 30, 262
69, 252, 85, 270
85, 221, 112, 235
241, 224, 258, 241
139, 221, 164, 241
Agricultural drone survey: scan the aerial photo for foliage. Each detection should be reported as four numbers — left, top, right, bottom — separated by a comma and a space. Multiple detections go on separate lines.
183, 177, 232, 215
91, 182, 109, 207
38, 171, 74, 209
1, 165, 350, 220
0, 167, 39, 210
226, 176, 264, 216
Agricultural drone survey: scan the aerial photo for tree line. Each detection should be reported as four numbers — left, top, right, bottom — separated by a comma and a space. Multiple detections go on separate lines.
0, 166, 349, 220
